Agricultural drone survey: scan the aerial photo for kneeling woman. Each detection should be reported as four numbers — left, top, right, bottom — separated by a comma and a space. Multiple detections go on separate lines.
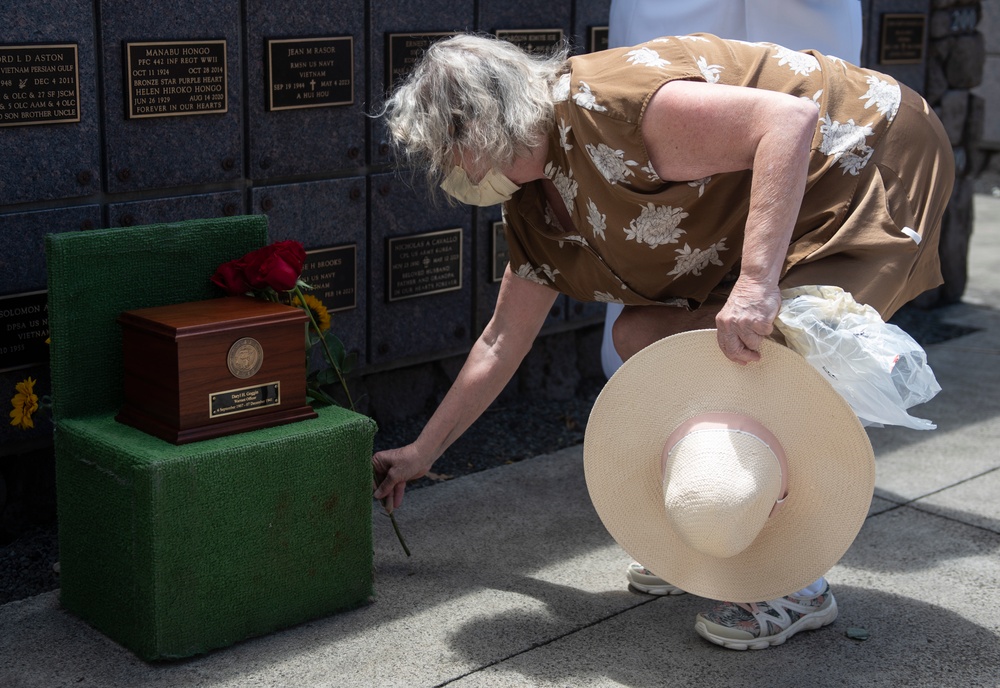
373, 33, 953, 648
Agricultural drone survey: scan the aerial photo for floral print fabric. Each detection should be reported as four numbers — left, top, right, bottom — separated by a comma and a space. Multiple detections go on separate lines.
500, 33, 939, 311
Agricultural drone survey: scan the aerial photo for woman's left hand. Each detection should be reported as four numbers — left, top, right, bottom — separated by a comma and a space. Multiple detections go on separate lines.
715, 277, 782, 364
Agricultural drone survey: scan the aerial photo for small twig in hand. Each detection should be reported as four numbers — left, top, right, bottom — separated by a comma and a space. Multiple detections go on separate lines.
374, 481, 411, 557
386, 504, 411, 557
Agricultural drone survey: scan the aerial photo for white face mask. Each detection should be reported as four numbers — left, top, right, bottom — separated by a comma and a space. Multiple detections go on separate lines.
440, 166, 521, 206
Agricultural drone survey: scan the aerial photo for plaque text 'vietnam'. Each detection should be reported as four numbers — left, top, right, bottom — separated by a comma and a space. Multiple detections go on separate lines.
302, 244, 358, 312
0, 291, 49, 372
0, 44, 80, 127
125, 40, 227, 118
267, 37, 353, 111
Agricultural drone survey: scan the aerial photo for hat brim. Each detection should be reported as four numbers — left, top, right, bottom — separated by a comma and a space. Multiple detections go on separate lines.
583, 329, 874, 602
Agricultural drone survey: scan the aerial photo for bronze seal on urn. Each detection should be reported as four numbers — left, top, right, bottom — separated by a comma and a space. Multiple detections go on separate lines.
227, 337, 264, 379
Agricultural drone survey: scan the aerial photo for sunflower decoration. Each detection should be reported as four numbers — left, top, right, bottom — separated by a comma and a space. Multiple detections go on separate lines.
9, 376, 40, 430
294, 292, 331, 333
289, 289, 355, 408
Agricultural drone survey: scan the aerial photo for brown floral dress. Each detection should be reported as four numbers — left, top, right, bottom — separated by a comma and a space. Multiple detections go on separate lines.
501, 34, 953, 319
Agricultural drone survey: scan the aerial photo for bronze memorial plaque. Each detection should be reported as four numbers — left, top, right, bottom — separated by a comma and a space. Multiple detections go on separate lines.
879, 14, 926, 65
302, 244, 358, 313
0, 44, 80, 127
0, 290, 49, 372
494, 29, 564, 55
589, 26, 609, 53
387, 228, 463, 302
210, 382, 280, 418
266, 36, 353, 111
491, 221, 509, 284
125, 39, 227, 118
386, 32, 456, 92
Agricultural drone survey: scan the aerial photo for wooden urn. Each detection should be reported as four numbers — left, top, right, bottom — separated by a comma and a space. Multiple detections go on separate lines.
116, 296, 317, 444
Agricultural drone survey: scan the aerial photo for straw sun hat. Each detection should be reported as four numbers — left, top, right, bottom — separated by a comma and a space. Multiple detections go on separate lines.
584, 329, 875, 603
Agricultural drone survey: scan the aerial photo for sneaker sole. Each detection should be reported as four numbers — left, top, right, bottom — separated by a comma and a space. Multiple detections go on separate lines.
628, 582, 686, 596
694, 597, 839, 650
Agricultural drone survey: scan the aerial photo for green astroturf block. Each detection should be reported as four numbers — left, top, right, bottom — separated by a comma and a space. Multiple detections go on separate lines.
45, 216, 270, 424
55, 405, 376, 661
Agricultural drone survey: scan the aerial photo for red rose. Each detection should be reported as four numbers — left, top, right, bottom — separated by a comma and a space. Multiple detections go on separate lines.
242, 240, 306, 292
211, 259, 251, 296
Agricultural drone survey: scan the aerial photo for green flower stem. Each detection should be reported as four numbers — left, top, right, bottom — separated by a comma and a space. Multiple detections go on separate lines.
373, 484, 411, 558
386, 502, 412, 557
292, 285, 355, 411
295, 285, 411, 557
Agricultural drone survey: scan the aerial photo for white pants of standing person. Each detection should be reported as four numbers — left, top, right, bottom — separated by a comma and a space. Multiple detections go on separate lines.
600, 0, 864, 379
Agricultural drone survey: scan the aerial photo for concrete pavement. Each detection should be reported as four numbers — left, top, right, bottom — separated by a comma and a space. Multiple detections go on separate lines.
2, 195, 999, 687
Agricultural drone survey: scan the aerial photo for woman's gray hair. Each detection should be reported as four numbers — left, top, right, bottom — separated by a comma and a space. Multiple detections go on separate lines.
383, 33, 568, 186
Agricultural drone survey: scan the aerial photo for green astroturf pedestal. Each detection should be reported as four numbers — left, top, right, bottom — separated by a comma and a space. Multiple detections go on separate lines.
45, 217, 377, 660
56, 405, 376, 661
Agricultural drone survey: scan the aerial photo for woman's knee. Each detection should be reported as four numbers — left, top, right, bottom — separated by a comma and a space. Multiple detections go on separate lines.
612, 307, 664, 363
613, 305, 720, 361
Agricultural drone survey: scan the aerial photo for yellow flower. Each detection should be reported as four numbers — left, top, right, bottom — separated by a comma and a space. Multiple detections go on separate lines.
9, 376, 39, 430
294, 293, 331, 333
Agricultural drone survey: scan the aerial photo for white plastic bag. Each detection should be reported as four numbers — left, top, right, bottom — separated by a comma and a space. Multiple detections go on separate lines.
773, 285, 941, 430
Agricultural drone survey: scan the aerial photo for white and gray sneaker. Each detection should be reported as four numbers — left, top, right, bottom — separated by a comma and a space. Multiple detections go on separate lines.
694, 581, 838, 650
626, 562, 686, 596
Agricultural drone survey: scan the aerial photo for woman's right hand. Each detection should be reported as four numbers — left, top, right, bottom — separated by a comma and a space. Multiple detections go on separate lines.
372, 444, 435, 511
371, 268, 557, 513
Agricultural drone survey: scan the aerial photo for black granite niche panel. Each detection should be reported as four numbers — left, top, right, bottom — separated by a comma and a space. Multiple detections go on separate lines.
0, 205, 101, 296
106, 190, 245, 228
369, 0, 474, 166
245, 0, 365, 179
572, 0, 613, 54
100, 0, 242, 193
369, 172, 473, 365
0, 1, 100, 205
0, 205, 98, 426
250, 177, 367, 368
